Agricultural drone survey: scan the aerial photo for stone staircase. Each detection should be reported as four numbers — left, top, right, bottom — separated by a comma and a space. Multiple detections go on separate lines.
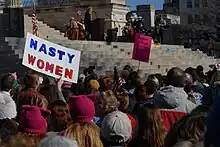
24, 5, 87, 33
4, 37, 219, 80
24, 15, 68, 40
0, 38, 27, 77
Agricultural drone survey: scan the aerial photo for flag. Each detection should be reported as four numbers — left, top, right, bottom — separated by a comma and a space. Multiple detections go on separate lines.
113, 76, 126, 92
118, 77, 126, 86
112, 67, 126, 92
32, 4, 39, 36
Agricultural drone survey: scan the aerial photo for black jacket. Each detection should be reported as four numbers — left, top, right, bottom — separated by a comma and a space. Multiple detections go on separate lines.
84, 11, 92, 30
0, 119, 18, 142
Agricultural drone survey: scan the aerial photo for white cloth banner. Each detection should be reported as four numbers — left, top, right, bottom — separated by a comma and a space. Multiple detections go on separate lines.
22, 32, 81, 83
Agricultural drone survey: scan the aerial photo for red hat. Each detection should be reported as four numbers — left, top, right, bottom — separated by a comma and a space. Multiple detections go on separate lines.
19, 105, 51, 134
69, 94, 95, 123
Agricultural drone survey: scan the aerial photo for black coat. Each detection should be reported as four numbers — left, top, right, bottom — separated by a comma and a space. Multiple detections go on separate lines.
0, 119, 18, 142
84, 11, 92, 31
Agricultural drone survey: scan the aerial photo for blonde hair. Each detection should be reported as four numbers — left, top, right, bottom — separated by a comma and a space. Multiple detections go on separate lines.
88, 7, 93, 14
2, 132, 47, 147
115, 89, 129, 112
1, 137, 35, 147
96, 90, 119, 116
98, 76, 114, 91
64, 122, 103, 147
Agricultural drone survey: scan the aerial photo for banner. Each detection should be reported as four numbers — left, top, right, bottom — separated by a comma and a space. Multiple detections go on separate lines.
21, 0, 74, 6
22, 33, 81, 83
132, 33, 152, 63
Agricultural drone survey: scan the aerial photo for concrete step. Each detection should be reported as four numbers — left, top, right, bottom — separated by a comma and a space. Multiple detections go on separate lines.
24, 14, 67, 40
5, 37, 218, 77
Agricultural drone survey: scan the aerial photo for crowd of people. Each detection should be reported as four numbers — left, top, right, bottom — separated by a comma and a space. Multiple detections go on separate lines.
0, 64, 220, 147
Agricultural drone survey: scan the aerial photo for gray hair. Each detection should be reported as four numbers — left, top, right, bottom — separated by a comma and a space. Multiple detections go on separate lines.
38, 136, 78, 147
210, 71, 220, 86
173, 141, 204, 147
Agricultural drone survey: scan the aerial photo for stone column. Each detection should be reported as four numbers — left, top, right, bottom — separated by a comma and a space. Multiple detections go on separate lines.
5, 0, 21, 7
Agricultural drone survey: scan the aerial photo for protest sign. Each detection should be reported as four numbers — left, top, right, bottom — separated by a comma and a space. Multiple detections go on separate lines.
22, 32, 81, 83
132, 33, 152, 63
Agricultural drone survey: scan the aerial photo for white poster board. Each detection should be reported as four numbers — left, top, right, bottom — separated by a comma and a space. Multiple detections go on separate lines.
22, 33, 81, 83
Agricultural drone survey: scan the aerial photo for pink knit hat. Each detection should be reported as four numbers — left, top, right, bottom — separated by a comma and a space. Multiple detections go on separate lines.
19, 105, 51, 134
69, 94, 95, 123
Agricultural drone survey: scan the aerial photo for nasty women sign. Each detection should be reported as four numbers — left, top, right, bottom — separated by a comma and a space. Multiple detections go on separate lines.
132, 33, 152, 63
22, 33, 81, 83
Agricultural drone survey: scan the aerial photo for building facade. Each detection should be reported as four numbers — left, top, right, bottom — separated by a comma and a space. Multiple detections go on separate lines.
136, 4, 155, 29
179, 0, 212, 26
88, 0, 129, 36
163, 0, 180, 15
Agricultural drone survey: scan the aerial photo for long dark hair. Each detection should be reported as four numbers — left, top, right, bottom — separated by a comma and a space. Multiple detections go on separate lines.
48, 100, 72, 132
165, 112, 207, 147
137, 107, 166, 147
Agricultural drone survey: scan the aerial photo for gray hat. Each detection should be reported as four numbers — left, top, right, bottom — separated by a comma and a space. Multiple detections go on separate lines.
38, 136, 78, 147
0, 92, 17, 119
101, 111, 132, 143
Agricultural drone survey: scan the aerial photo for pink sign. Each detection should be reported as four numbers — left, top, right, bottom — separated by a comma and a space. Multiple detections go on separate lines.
132, 33, 152, 63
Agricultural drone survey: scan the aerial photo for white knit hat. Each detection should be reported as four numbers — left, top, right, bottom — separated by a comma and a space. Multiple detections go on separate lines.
0, 91, 17, 119
101, 111, 132, 143
38, 136, 78, 147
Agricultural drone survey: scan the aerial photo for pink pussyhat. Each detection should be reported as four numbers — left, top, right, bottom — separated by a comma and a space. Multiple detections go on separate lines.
69, 94, 96, 123
19, 105, 51, 134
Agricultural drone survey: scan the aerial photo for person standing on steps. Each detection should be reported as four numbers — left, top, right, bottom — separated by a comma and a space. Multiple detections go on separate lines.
84, 6, 93, 40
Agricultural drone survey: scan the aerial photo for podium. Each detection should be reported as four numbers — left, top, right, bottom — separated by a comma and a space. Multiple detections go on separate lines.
91, 18, 105, 41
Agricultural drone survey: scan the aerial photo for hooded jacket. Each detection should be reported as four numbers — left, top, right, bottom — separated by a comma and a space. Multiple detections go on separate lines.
154, 85, 196, 113
154, 86, 196, 131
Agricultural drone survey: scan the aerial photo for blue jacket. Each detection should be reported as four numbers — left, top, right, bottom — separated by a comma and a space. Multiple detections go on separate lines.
206, 91, 220, 147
